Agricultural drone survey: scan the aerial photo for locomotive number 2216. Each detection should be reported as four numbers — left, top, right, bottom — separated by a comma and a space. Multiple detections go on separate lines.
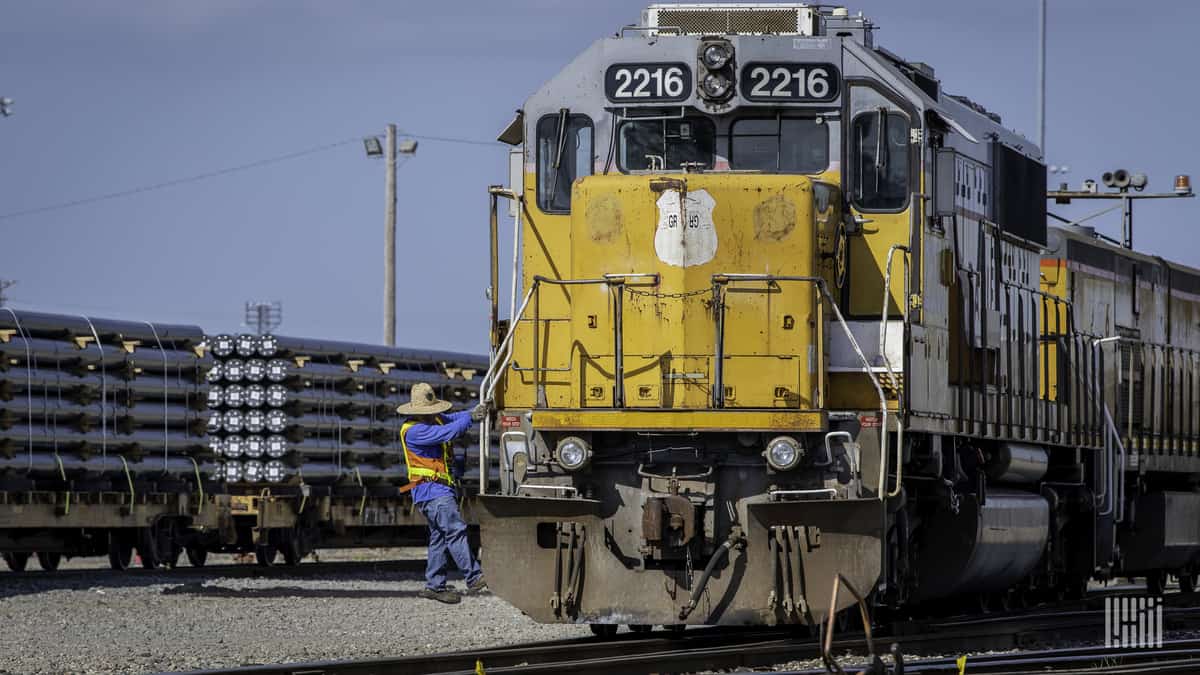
739, 62, 840, 102
604, 63, 693, 102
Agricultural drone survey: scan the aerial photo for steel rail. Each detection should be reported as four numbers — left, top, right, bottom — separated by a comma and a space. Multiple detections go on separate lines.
172, 596, 1200, 675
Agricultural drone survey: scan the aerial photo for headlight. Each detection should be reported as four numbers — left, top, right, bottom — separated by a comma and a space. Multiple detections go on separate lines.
266, 359, 289, 382
245, 384, 266, 407
221, 410, 244, 433
243, 409, 266, 433
235, 334, 258, 357
266, 409, 288, 433
556, 436, 591, 472
223, 384, 245, 407
265, 435, 288, 458
701, 43, 731, 69
206, 385, 223, 409
701, 73, 731, 99
264, 460, 288, 483
224, 434, 245, 458
765, 435, 803, 471
243, 435, 264, 458
243, 460, 264, 482
244, 359, 266, 382
266, 384, 288, 407
223, 359, 245, 382
210, 334, 236, 358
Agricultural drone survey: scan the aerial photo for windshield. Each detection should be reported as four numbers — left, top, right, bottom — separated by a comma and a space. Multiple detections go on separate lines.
618, 118, 716, 172
730, 116, 828, 173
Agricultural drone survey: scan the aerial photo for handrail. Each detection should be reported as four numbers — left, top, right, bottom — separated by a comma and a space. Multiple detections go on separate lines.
879, 244, 910, 393
712, 273, 897, 500
478, 274, 660, 495
1092, 336, 1131, 522
879, 244, 910, 498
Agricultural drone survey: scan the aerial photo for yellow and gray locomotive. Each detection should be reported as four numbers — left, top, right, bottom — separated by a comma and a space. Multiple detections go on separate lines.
475, 3, 1200, 629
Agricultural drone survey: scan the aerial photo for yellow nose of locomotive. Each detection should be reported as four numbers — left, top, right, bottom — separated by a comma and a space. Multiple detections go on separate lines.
563, 173, 833, 414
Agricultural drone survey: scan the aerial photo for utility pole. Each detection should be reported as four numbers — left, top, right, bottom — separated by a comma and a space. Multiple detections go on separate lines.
1037, 0, 1046, 153
0, 280, 15, 306
363, 126, 416, 346
244, 301, 283, 335
384, 123, 397, 346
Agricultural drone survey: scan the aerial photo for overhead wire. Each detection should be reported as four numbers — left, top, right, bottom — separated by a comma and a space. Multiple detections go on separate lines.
0, 129, 501, 222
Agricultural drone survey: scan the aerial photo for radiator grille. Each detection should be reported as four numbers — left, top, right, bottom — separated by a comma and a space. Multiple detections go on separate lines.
652, 7, 811, 35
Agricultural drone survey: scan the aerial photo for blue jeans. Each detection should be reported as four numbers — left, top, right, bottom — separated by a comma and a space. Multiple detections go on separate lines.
418, 494, 482, 591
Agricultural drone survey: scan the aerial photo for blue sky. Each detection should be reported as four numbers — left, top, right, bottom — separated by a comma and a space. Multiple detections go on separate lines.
1, 1, 1196, 352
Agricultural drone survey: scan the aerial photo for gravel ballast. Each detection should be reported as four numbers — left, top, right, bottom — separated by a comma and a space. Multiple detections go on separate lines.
0, 548, 588, 674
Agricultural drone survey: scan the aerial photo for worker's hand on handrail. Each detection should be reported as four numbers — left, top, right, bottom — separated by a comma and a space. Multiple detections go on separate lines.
471, 402, 491, 422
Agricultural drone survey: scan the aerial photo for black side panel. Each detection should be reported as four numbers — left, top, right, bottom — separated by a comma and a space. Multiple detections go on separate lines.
991, 142, 1047, 245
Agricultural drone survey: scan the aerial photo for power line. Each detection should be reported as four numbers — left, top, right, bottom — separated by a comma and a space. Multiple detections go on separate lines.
0, 138, 358, 221
0, 130, 500, 222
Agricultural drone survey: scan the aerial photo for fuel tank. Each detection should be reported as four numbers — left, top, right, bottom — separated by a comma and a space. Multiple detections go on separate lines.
913, 488, 1049, 600
985, 443, 1049, 484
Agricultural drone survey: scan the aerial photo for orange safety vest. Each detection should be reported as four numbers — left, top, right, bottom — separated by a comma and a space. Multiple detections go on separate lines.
400, 416, 456, 488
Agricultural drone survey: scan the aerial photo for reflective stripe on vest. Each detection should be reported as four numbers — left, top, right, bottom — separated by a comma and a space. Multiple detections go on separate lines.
400, 417, 455, 487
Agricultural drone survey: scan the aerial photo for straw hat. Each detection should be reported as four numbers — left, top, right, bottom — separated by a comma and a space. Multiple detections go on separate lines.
396, 382, 453, 415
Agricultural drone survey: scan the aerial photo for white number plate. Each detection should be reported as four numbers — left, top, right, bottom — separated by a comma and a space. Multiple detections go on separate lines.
739, 62, 840, 102
604, 63, 692, 102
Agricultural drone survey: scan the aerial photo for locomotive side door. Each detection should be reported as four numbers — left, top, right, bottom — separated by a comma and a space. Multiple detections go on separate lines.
832, 82, 918, 414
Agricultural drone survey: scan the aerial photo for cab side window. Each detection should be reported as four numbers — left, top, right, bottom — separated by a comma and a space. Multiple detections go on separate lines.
536, 114, 593, 213
850, 110, 910, 211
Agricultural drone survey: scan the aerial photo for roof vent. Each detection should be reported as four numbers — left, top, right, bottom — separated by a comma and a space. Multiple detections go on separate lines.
642, 3, 821, 35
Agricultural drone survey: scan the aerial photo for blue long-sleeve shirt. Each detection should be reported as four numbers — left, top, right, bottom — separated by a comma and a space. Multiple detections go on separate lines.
403, 409, 474, 503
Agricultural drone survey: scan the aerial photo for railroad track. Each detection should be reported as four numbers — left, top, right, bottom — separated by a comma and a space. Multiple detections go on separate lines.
1, 558, 426, 584
171, 598, 1200, 675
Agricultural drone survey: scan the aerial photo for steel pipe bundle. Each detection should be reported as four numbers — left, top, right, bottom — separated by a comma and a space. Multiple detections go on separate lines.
207, 333, 488, 486
0, 310, 213, 490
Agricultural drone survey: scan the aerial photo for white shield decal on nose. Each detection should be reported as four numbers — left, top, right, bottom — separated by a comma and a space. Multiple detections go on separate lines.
654, 189, 717, 268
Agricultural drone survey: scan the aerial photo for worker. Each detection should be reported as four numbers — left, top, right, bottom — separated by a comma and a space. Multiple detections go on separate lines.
397, 382, 489, 604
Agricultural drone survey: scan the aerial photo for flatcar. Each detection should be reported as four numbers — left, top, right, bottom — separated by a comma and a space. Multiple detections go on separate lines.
474, 2, 1200, 631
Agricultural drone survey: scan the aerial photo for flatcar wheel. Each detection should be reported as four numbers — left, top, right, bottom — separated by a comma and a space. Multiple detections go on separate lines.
589, 624, 618, 638
185, 546, 208, 568
255, 544, 278, 567
36, 552, 62, 571
3, 552, 30, 572
1146, 571, 1167, 596
1180, 573, 1197, 594
108, 537, 133, 571
628, 624, 653, 634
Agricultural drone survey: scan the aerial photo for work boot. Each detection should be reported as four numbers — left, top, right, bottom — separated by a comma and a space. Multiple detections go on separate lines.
468, 576, 488, 593
419, 587, 462, 604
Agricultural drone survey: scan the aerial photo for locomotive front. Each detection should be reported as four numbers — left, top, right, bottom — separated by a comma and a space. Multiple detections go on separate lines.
478, 5, 899, 627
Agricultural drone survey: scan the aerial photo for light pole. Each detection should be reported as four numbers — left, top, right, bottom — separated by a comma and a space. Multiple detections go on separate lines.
364, 126, 418, 346
1036, 0, 1046, 153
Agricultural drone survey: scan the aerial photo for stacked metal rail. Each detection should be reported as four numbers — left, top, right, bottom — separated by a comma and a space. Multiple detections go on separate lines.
205, 333, 488, 490
0, 310, 216, 492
